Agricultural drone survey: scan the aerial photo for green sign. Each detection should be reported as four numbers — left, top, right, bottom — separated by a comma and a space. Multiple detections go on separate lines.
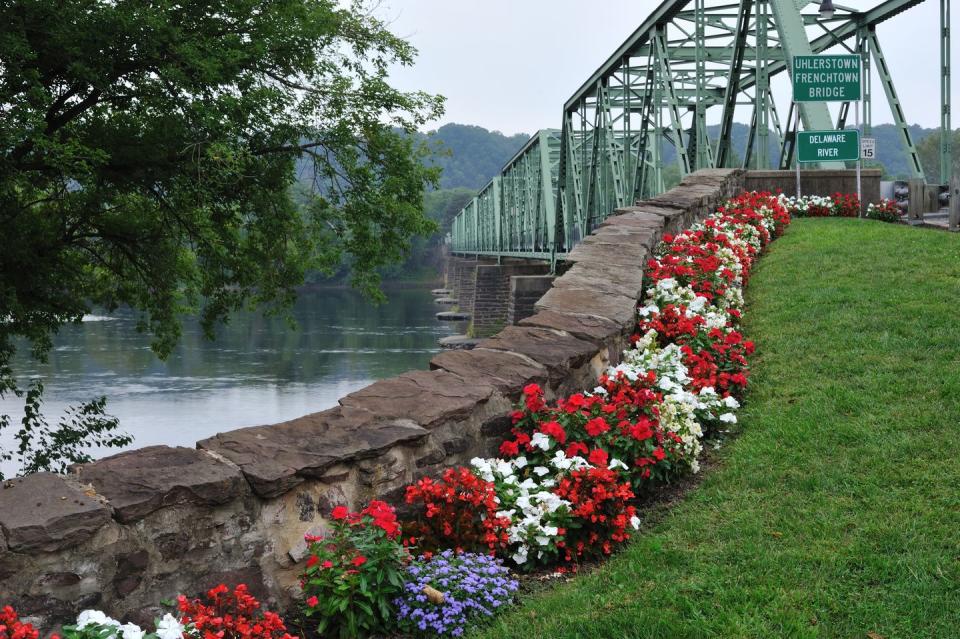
797, 130, 860, 163
792, 54, 861, 102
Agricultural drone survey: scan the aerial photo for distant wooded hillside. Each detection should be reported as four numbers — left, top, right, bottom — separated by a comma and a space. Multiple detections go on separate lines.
414, 123, 530, 190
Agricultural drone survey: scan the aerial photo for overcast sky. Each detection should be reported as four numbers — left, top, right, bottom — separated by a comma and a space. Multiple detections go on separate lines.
381, 0, 956, 136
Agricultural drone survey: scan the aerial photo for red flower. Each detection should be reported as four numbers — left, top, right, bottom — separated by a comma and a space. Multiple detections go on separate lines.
351, 555, 367, 567
588, 448, 609, 468
322, 560, 333, 569
402, 466, 511, 554
499, 439, 520, 456
179, 584, 294, 639
306, 595, 319, 608
565, 441, 589, 458
331, 505, 349, 520
539, 420, 567, 444
306, 555, 319, 568
653, 447, 666, 461
585, 416, 610, 437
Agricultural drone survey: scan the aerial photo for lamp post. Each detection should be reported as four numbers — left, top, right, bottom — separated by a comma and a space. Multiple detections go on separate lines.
820, 0, 836, 20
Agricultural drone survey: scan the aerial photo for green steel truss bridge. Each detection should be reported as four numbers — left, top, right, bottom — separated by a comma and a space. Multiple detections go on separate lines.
450, 0, 952, 262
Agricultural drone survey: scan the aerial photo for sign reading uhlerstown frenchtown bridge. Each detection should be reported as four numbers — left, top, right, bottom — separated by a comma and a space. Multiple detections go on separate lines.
797, 130, 861, 163
792, 54, 862, 102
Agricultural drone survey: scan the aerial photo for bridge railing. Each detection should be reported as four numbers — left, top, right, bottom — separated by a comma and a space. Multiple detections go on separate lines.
450, 129, 561, 260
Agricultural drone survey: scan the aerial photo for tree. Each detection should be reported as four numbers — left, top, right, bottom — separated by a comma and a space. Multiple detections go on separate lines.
916, 128, 960, 184
0, 0, 444, 477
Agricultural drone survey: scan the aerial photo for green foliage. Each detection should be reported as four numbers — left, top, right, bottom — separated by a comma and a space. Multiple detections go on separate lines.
0, 380, 131, 480
916, 128, 960, 184
302, 504, 407, 638
0, 0, 443, 471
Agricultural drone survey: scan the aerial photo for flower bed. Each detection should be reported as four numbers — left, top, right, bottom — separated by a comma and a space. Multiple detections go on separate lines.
865, 198, 903, 223
777, 191, 903, 223
6, 190, 792, 639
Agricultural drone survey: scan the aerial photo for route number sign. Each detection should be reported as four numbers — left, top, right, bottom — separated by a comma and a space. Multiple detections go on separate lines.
792, 55, 861, 102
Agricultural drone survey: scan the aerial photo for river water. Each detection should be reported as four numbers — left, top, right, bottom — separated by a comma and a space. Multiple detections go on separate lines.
0, 287, 458, 477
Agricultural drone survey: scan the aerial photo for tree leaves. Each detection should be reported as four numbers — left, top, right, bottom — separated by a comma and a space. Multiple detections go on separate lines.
0, 0, 443, 472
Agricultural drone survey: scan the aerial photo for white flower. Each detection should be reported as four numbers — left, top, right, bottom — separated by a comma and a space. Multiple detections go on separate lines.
495, 459, 514, 477
608, 458, 628, 471
77, 611, 121, 630
723, 396, 740, 409
630, 515, 641, 530
530, 432, 552, 451
155, 614, 184, 639
533, 466, 550, 477
512, 546, 528, 565
120, 624, 145, 639
513, 456, 528, 469
551, 450, 573, 470
719, 413, 737, 423
592, 385, 608, 396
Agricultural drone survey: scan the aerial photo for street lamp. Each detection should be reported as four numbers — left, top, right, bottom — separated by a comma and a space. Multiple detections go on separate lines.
819, 0, 836, 20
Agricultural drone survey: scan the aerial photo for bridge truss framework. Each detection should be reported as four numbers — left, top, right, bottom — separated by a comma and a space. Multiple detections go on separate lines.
450, 0, 950, 263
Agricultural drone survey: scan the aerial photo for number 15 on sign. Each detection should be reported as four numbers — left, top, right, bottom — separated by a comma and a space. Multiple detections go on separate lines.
861, 137, 876, 161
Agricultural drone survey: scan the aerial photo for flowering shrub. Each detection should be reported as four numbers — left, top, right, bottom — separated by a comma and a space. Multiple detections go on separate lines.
394, 551, 518, 637
302, 503, 408, 638
831, 191, 860, 217
178, 584, 293, 639
61, 587, 289, 639
778, 192, 872, 218
470, 454, 575, 569
779, 193, 834, 217
1, 607, 45, 639
403, 467, 511, 554
552, 467, 638, 562
865, 198, 902, 223
60, 609, 184, 639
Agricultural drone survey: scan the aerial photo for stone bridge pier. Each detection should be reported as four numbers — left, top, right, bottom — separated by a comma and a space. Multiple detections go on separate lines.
444, 257, 554, 337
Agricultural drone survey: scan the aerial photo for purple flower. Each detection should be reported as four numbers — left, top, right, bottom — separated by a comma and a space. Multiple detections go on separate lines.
394, 551, 519, 637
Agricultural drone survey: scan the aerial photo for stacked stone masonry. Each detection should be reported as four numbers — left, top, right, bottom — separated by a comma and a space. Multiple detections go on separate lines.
507, 275, 556, 326
0, 169, 745, 629
471, 261, 551, 337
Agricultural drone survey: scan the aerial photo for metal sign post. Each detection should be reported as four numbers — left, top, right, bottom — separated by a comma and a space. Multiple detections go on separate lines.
795, 105, 801, 198
856, 100, 862, 217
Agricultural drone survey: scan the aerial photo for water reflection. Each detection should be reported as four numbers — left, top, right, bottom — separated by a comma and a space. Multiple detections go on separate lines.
0, 287, 458, 476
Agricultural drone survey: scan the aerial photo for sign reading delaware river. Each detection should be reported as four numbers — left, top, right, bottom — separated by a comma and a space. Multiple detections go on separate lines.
792, 54, 861, 102
797, 130, 861, 163
0, 287, 456, 477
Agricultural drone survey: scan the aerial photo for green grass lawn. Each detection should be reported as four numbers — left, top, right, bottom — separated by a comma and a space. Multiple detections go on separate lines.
475, 219, 960, 639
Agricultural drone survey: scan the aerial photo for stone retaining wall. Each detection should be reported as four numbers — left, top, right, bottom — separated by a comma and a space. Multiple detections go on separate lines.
0, 169, 745, 629
744, 169, 881, 205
